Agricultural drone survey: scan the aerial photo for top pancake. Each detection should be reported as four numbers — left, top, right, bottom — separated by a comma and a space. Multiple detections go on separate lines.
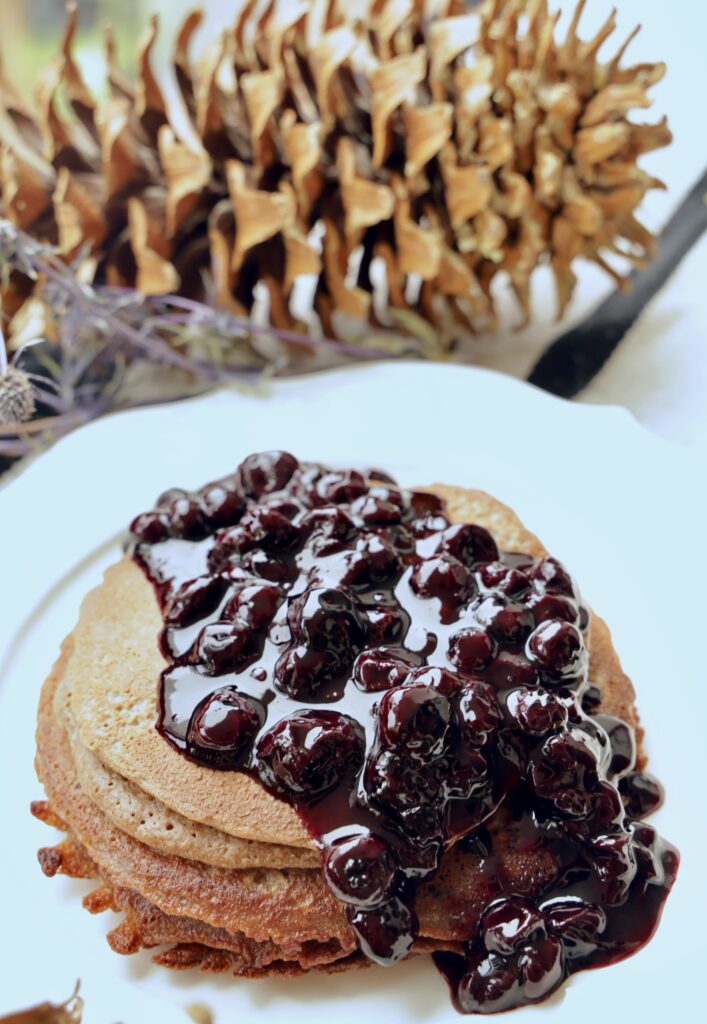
56, 663, 321, 869
66, 484, 638, 850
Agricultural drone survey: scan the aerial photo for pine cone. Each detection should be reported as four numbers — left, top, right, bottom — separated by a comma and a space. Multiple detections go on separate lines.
0, 0, 671, 345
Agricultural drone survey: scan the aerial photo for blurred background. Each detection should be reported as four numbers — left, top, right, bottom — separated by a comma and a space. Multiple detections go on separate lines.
0, 0, 705, 447
0, 0, 236, 94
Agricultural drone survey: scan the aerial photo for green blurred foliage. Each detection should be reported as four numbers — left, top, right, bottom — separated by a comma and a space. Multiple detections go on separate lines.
1, 0, 148, 93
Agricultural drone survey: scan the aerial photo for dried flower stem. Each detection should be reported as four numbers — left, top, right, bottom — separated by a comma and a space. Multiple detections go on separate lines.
0, 220, 415, 461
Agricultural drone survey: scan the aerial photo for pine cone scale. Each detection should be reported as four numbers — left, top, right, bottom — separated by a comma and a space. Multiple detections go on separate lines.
0, 0, 671, 345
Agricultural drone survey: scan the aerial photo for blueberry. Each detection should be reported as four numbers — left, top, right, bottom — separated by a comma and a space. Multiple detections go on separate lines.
586, 831, 638, 903
437, 523, 499, 567
289, 587, 366, 659
527, 620, 585, 679
525, 593, 579, 625
165, 575, 229, 627
480, 562, 531, 596
443, 749, 490, 798
411, 554, 474, 605
485, 652, 539, 689
245, 550, 291, 583
594, 713, 636, 777
448, 627, 495, 672
506, 687, 568, 735
198, 482, 245, 527
156, 486, 188, 508
532, 557, 575, 596
458, 682, 502, 746
588, 780, 625, 827
457, 949, 519, 1014
222, 583, 282, 629
475, 597, 534, 644
479, 561, 512, 588
324, 834, 399, 907
378, 683, 454, 759
369, 484, 406, 507
529, 732, 599, 818
412, 513, 450, 537
274, 644, 341, 697
237, 450, 298, 497
405, 665, 465, 698
353, 649, 415, 692
541, 897, 606, 954
344, 534, 401, 585
193, 619, 258, 674
581, 682, 603, 712
301, 506, 355, 554
262, 496, 302, 520
256, 710, 364, 798
316, 469, 367, 503
481, 897, 545, 955
168, 496, 208, 538
620, 771, 664, 818
130, 510, 171, 543
289, 463, 323, 503
365, 749, 445, 816
235, 506, 301, 553
187, 687, 263, 766
365, 607, 406, 645
518, 935, 564, 1001
350, 494, 402, 526
409, 490, 446, 516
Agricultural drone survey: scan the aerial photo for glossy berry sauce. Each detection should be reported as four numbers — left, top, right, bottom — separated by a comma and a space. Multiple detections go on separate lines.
129, 451, 678, 1014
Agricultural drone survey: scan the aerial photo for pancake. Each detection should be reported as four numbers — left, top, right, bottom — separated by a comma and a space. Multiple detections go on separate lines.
57, 671, 320, 870
36, 657, 354, 951
32, 468, 675, 1011
65, 486, 639, 855
66, 555, 311, 848
35, 650, 560, 968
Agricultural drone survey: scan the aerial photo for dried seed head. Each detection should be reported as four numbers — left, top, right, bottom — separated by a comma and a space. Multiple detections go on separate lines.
0, 365, 36, 425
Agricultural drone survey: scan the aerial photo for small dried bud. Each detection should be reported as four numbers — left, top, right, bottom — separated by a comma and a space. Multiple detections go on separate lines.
0, 366, 36, 426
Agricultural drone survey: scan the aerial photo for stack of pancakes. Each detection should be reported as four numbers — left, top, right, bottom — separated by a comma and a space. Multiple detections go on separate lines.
33, 485, 641, 978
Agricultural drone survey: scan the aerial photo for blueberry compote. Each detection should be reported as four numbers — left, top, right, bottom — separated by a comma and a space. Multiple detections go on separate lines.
129, 452, 678, 1014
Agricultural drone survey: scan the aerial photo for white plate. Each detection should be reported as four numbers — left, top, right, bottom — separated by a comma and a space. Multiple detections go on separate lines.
1, 363, 705, 1023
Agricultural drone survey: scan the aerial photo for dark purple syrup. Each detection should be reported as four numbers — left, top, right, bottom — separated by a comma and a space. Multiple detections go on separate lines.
129, 451, 678, 1014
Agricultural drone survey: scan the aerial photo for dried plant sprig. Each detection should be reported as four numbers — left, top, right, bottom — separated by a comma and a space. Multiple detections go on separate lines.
0, 219, 419, 459
0, 364, 36, 426
0, 317, 36, 427
0, 0, 670, 349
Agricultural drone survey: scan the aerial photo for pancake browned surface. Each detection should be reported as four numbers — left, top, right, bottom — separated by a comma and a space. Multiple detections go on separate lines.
33, 483, 649, 980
